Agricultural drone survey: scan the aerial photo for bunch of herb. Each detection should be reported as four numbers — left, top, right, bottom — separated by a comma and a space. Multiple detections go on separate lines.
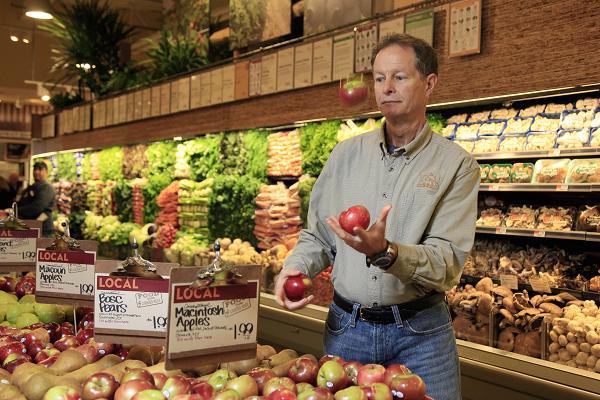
243, 129, 269, 181
113, 179, 133, 222
427, 113, 446, 134
55, 152, 78, 181
187, 134, 223, 181
142, 141, 176, 223
300, 120, 340, 176
98, 147, 124, 181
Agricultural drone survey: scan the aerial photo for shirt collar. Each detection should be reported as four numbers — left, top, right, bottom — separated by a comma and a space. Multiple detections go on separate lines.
378, 122, 433, 161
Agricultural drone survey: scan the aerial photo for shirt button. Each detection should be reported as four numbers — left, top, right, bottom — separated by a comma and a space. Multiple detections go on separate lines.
383, 193, 388, 198
372, 276, 377, 281
388, 167, 394, 172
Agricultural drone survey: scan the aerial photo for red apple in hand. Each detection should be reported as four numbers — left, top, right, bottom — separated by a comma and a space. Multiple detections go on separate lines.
357, 364, 385, 385
388, 374, 426, 400
82, 372, 119, 400
284, 275, 313, 302
43, 385, 81, 400
339, 206, 370, 235
114, 379, 154, 400
316, 361, 348, 393
383, 364, 412, 386
248, 367, 277, 394
288, 357, 319, 384
343, 361, 362, 385
318, 355, 345, 368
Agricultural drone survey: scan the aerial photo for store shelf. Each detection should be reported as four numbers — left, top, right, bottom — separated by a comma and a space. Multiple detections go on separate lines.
586, 232, 600, 242
475, 226, 587, 241
479, 183, 600, 192
473, 147, 600, 161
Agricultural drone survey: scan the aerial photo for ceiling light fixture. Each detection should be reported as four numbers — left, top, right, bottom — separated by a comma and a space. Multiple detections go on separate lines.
41, 94, 50, 102
25, 0, 53, 20
10, 35, 19, 42
22, 38, 30, 44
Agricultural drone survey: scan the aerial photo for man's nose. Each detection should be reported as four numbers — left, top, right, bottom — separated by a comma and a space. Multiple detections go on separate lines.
384, 78, 395, 94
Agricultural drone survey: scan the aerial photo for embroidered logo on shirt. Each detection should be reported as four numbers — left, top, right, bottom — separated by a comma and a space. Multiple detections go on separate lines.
416, 173, 439, 191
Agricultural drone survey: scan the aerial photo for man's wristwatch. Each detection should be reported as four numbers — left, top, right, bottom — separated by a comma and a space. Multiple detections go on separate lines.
366, 240, 398, 270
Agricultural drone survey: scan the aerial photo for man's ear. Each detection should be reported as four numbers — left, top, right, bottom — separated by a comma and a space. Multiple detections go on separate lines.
425, 73, 438, 97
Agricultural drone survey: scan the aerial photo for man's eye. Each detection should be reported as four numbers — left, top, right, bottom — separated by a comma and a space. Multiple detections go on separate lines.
395, 76, 405, 81
375, 76, 385, 83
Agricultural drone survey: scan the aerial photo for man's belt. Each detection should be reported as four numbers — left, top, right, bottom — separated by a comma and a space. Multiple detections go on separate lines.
332, 291, 444, 324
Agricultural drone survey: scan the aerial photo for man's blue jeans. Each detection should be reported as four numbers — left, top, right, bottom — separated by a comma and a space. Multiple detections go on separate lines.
323, 300, 461, 400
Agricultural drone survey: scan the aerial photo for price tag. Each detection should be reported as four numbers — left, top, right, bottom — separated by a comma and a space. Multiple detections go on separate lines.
529, 276, 552, 293
166, 265, 260, 369
556, 184, 568, 191
533, 230, 546, 237
548, 149, 561, 156
495, 227, 507, 234
500, 274, 518, 290
93, 260, 176, 346
36, 249, 96, 299
0, 229, 38, 263
490, 184, 500, 191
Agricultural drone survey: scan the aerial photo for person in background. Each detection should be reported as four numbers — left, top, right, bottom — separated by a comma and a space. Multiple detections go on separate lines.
17, 161, 56, 236
275, 34, 479, 400
0, 176, 12, 209
8, 172, 22, 203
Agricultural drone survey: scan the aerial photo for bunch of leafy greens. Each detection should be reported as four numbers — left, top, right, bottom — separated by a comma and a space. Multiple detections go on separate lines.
187, 135, 223, 181
220, 132, 247, 176
427, 113, 446, 134
122, 144, 148, 179
55, 153, 78, 181
98, 147, 124, 181
298, 177, 317, 225
208, 175, 262, 246
243, 129, 268, 181
142, 142, 176, 223
113, 180, 133, 222
81, 152, 92, 182
300, 120, 340, 177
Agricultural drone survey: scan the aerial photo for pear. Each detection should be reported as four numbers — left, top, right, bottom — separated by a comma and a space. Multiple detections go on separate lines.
15, 312, 39, 328
34, 303, 66, 324
0, 291, 17, 304
18, 294, 36, 304
0, 309, 5, 322
49, 349, 88, 374
6, 304, 22, 323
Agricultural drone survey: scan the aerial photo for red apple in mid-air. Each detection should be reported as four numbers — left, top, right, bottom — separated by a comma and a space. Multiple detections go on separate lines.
297, 387, 334, 400
225, 374, 259, 398
114, 379, 154, 400
82, 372, 119, 400
339, 206, 370, 235
284, 275, 313, 302
387, 374, 426, 400
288, 357, 319, 384
343, 361, 363, 385
43, 385, 81, 400
338, 77, 369, 107
248, 367, 277, 394
357, 364, 386, 385
316, 361, 348, 393
333, 386, 367, 400
318, 355, 345, 368
383, 364, 412, 386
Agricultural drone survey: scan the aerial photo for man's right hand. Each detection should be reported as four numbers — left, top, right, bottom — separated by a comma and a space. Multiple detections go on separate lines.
274, 268, 314, 311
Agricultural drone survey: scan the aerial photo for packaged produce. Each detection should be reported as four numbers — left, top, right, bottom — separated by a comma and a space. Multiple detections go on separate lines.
544, 102, 573, 114
510, 163, 534, 183
556, 129, 590, 149
488, 164, 512, 183
566, 158, 600, 183
476, 208, 504, 227
479, 121, 506, 136
560, 109, 594, 130
575, 98, 599, 109
473, 137, 500, 153
455, 123, 480, 140
504, 206, 537, 228
268, 130, 302, 176
468, 110, 490, 122
447, 113, 468, 124
504, 117, 533, 134
490, 108, 518, 120
155, 180, 179, 227
576, 205, 600, 232
536, 206, 575, 231
531, 115, 560, 132
526, 132, 556, 151
178, 178, 213, 235
499, 135, 527, 152
337, 118, 381, 141
454, 139, 474, 152
442, 123, 456, 138
590, 128, 600, 147
480, 164, 492, 183
519, 104, 545, 117
532, 158, 570, 183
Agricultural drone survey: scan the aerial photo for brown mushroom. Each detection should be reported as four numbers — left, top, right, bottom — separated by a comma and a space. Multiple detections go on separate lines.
492, 286, 513, 298
499, 309, 515, 325
477, 293, 494, 315
516, 308, 541, 318
530, 294, 542, 307
475, 277, 494, 294
538, 302, 563, 315
502, 296, 517, 314
513, 292, 531, 311
557, 292, 578, 302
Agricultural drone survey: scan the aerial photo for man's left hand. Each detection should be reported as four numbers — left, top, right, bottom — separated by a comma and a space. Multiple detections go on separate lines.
326, 205, 392, 257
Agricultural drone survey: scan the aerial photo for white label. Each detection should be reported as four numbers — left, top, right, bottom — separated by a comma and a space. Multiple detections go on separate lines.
0, 229, 38, 263
379, 16, 405, 39
249, 59, 261, 97
312, 37, 333, 84
294, 43, 313, 88
261, 53, 278, 95
355, 23, 378, 73
190, 74, 202, 109
210, 68, 223, 104
533, 230, 546, 238
500, 274, 518, 290
36, 250, 96, 296
529, 276, 552, 293
222, 65, 235, 102
95, 273, 170, 333
178, 77, 190, 111
333, 32, 355, 81
277, 47, 294, 92
151, 86, 161, 117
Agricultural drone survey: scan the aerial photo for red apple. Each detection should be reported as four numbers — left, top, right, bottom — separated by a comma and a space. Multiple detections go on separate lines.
38, 354, 59, 367
388, 375, 426, 400
3, 353, 30, 373
0, 336, 18, 347
266, 389, 297, 400
0, 341, 26, 362
162, 375, 192, 398
296, 383, 314, 394
76, 307, 94, 322
288, 357, 319, 384
357, 364, 385, 385
225, 374, 259, 398
284, 275, 313, 302
76, 344, 99, 363
297, 387, 334, 400
263, 377, 297, 397
82, 372, 119, 400
54, 335, 80, 351
213, 389, 241, 400
121, 368, 155, 385
132, 390, 167, 400
0, 276, 16, 292
78, 312, 95, 330
76, 328, 94, 345
248, 367, 277, 394
43, 385, 81, 400
361, 383, 392, 400
339, 206, 370, 234
14, 276, 35, 298
318, 356, 345, 368
153, 373, 169, 390
333, 386, 367, 400
35, 347, 61, 363
343, 361, 362, 385
117, 346, 129, 361
44, 322, 62, 342
316, 361, 348, 393
383, 365, 412, 386
23, 327, 51, 346
171, 395, 204, 400
208, 369, 237, 391
26, 340, 52, 358
338, 78, 368, 107
114, 379, 155, 400
60, 322, 76, 337
89, 340, 115, 357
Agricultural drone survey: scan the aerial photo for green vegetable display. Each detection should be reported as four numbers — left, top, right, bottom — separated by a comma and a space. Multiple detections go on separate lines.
81, 152, 92, 182
298, 176, 317, 225
243, 129, 269, 180
427, 113, 446, 134
55, 153, 78, 181
98, 147, 124, 181
114, 180, 133, 222
143, 141, 177, 223
220, 132, 248, 176
187, 135, 223, 181
122, 144, 147, 179
300, 120, 340, 177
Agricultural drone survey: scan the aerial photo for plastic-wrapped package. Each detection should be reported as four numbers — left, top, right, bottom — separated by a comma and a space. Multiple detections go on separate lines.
468, 111, 491, 122
504, 206, 537, 228
519, 104, 545, 117
566, 158, 600, 183
490, 108, 518, 120
473, 137, 500, 153
480, 164, 492, 183
535, 206, 575, 231
441, 124, 456, 138
544, 103, 573, 114
488, 164, 512, 183
560, 109, 594, 130
590, 128, 600, 147
447, 114, 468, 124
575, 98, 599, 109
476, 208, 504, 227
576, 205, 600, 232
504, 117, 533, 135
479, 121, 506, 136
510, 163, 534, 183
526, 132, 557, 150
499, 135, 526, 152
556, 129, 590, 149
454, 139, 474, 152
455, 123, 480, 140
532, 158, 570, 183
531, 115, 560, 132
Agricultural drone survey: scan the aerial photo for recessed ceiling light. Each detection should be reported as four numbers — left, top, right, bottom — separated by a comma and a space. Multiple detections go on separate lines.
10, 35, 18, 42
22, 38, 30, 44
25, 10, 53, 20
41, 94, 50, 102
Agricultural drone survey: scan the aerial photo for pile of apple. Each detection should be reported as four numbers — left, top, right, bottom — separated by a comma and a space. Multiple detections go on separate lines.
0, 275, 36, 299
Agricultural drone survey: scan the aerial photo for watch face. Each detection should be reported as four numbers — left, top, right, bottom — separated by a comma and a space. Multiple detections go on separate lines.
372, 255, 392, 268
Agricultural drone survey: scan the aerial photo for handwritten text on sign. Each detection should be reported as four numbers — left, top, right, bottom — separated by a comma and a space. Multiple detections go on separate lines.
0, 229, 38, 263
94, 274, 170, 332
36, 250, 96, 296
168, 281, 259, 354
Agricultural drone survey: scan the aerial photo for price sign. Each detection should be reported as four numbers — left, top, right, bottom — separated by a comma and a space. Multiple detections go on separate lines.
500, 274, 518, 290
556, 184, 568, 192
490, 184, 500, 191
548, 149, 561, 157
495, 227, 507, 234
0, 221, 41, 272
166, 265, 260, 369
529, 276, 552, 294
533, 230, 546, 238
93, 260, 176, 346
